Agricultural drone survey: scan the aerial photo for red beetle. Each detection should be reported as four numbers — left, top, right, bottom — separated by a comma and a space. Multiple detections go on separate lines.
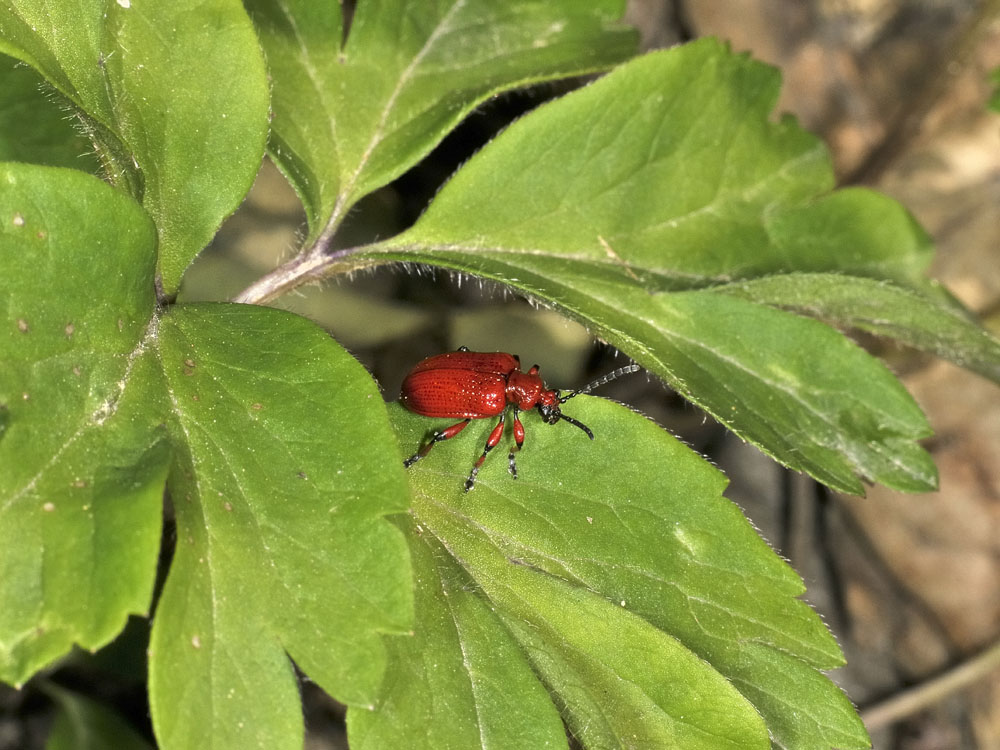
400, 347, 638, 491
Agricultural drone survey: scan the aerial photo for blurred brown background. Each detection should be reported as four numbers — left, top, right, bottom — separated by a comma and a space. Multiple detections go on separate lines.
176, 2, 1000, 748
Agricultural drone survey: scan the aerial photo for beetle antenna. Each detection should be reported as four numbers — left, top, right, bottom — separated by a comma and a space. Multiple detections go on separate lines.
558, 413, 594, 440
559, 364, 640, 404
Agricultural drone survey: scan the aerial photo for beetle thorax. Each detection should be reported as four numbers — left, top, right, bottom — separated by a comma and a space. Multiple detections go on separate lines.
506, 370, 556, 411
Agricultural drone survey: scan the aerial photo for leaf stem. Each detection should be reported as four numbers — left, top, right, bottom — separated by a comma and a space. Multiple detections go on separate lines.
232, 243, 353, 304
235, 4, 468, 306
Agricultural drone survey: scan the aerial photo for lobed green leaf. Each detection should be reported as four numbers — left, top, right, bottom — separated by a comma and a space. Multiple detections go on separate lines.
148, 303, 414, 748
245, 0, 637, 239
0, 163, 166, 686
378, 400, 870, 749
363, 38, 942, 493
349, 515, 567, 750
2, 163, 414, 746
372, 42, 931, 288
0, 0, 270, 292
717, 272, 1000, 384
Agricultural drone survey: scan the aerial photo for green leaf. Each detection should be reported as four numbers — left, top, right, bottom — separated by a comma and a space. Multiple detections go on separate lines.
0, 0, 270, 292
0, 54, 99, 171
148, 303, 413, 749
359, 38, 938, 493
245, 0, 637, 238
651, 290, 935, 494
372, 40, 931, 287
43, 682, 153, 750
2, 164, 415, 746
375, 400, 869, 750
990, 66, 1000, 112
717, 273, 1000, 384
0, 163, 166, 685
349, 515, 567, 750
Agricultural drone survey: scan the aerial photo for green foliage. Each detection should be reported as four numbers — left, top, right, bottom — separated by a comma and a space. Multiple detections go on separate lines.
363, 41, 943, 494
719, 273, 1000, 382
148, 304, 412, 748
1, 164, 411, 747
0, 53, 99, 171
1, 2, 999, 749
0, 165, 166, 684
246, 0, 636, 239
0, 0, 270, 293
43, 682, 153, 750
370, 402, 867, 750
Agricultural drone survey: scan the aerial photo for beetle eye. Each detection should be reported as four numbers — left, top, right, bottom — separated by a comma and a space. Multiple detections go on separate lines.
538, 404, 561, 424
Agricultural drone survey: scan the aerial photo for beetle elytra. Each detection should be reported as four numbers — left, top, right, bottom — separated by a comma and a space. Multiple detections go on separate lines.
400, 347, 639, 491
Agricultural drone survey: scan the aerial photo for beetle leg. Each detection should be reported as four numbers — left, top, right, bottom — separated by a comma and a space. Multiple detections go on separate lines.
509, 407, 525, 479
465, 412, 506, 492
404, 419, 471, 468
